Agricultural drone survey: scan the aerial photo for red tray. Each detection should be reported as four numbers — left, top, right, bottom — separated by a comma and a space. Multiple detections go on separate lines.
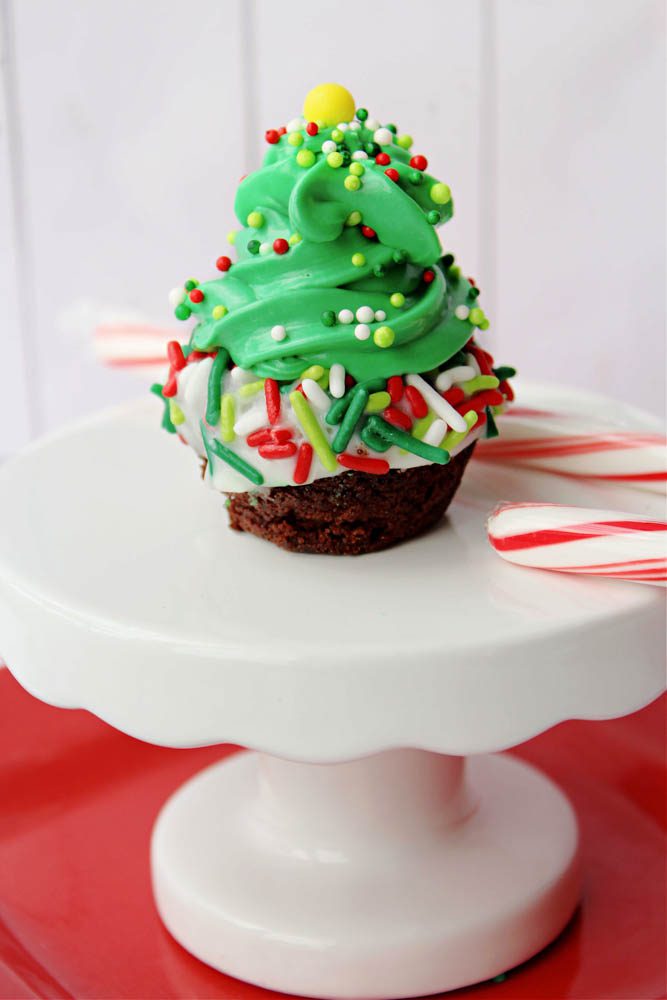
0, 669, 664, 1000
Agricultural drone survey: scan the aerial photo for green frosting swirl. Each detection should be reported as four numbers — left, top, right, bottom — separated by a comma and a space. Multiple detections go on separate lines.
184, 122, 484, 381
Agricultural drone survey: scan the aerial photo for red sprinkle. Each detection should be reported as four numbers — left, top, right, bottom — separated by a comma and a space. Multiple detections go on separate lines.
499, 379, 515, 402
468, 276, 477, 287
270, 427, 294, 443
259, 442, 297, 460
405, 385, 428, 418
387, 375, 404, 403
167, 341, 186, 371
186, 350, 211, 364
247, 428, 273, 447
361, 225, 377, 239
305, 121, 319, 136
383, 406, 412, 431
293, 443, 313, 484
384, 168, 399, 183
468, 343, 493, 376
338, 453, 390, 475
264, 378, 281, 425
345, 374, 356, 388
162, 372, 177, 398
273, 238, 289, 255
277, 126, 287, 136
189, 288, 204, 303
457, 389, 504, 415
409, 154, 428, 171
265, 129, 280, 144
443, 386, 465, 406
375, 152, 391, 166
423, 269, 435, 284
216, 255, 232, 271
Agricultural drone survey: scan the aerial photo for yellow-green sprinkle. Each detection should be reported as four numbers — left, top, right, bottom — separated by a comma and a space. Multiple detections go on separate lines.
412, 410, 437, 440
441, 411, 478, 451
220, 394, 235, 442
300, 364, 325, 382
169, 400, 185, 425
239, 379, 265, 398
461, 375, 499, 395
365, 391, 391, 414
289, 391, 338, 471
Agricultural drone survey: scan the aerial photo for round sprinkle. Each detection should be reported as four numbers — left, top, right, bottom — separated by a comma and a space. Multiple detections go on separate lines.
409, 170, 423, 185
396, 134, 413, 149
227, 230, 237, 244
423, 269, 436, 283
288, 232, 302, 245
375, 152, 391, 166
348, 121, 361, 132
349, 161, 365, 177
189, 288, 204, 303
265, 129, 280, 144
259, 242, 271, 255
271, 325, 286, 341
321, 310, 337, 327
168, 287, 186, 308
469, 307, 485, 325
374, 326, 395, 348
216, 255, 232, 271
344, 175, 361, 191
184, 279, 197, 291
174, 303, 191, 321
365, 141, 380, 156
356, 305, 375, 323
427, 210, 441, 225
305, 121, 319, 136
356, 107, 368, 121
322, 139, 337, 154
361, 225, 376, 239
373, 264, 385, 277
331, 128, 344, 143
287, 131, 304, 147
338, 309, 354, 324
430, 183, 452, 204
480, 318, 490, 330
410, 154, 428, 171
355, 324, 371, 341
336, 121, 349, 132
351, 253, 366, 267
366, 117, 380, 131
352, 150, 368, 160
212, 305, 227, 320
386, 123, 397, 134
286, 117, 303, 132
385, 168, 399, 182
390, 292, 406, 307
374, 127, 393, 145
273, 238, 289, 255
327, 151, 344, 168
374, 309, 386, 321
455, 305, 470, 320
345, 210, 362, 226
296, 148, 316, 168
247, 211, 264, 228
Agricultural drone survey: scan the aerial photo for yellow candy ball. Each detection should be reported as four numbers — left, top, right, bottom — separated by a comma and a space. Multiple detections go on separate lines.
351, 252, 366, 267
303, 83, 355, 127
212, 305, 227, 320
430, 183, 452, 205
374, 325, 395, 348
344, 175, 361, 191
247, 211, 264, 228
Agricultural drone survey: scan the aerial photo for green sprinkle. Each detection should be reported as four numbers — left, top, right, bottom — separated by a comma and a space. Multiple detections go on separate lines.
184, 279, 197, 291
493, 974, 507, 983
300, 364, 325, 381
373, 264, 385, 278
493, 366, 517, 381
206, 348, 229, 425
247, 239, 260, 255
321, 310, 337, 327
360, 423, 391, 452
220, 393, 235, 442
485, 406, 500, 438
200, 419, 215, 474
326, 392, 353, 426
356, 107, 368, 121
409, 170, 423, 185
169, 400, 185, 425
211, 437, 264, 485
239, 379, 265, 398
365, 391, 391, 413
441, 411, 477, 451
289, 391, 337, 471
427, 210, 441, 225
332, 386, 369, 453
360, 377, 387, 393
365, 141, 380, 156
174, 303, 191, 321
392, 249, 405, 263
469, 286, 480, 298
150, 383, 176, 433
367, 416, 450, 464
412, 410, 437, 440
462, 374, 499, 394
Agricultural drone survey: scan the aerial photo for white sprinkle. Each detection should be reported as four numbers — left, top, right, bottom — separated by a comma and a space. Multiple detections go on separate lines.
365, 117, 380, 132
348, 121, 362, 131
233, 403, 266, 436
351, 149, 368, 160
455, 305, 470, 320
229, 366, 256, 386
466, 352, 481, 376
374, 309, 386, 321
330, 363, 346, 398
435, 365, 476, 392
406, 373, 468, 432
374, 127, 393, 146
338, 309, 354, 324
355, 324, 371, 341
302, 378, 330, 411
259, 242, 271, 255
336, 122, 349, 132
271, 325, 286, 341
322, 140, 337, 154
423, 419, 447, 447
356, 305, 375, 323
168, 286, 186, 308
286, 117, 303, 133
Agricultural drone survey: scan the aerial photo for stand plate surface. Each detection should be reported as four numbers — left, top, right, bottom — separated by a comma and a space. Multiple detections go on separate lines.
0, 382, 663, 759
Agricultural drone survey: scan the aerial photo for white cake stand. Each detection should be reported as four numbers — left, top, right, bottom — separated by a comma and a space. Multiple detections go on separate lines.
0, 383, 663, 999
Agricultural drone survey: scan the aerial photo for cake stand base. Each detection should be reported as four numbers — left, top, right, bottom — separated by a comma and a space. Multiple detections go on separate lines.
151, 748, 580, 999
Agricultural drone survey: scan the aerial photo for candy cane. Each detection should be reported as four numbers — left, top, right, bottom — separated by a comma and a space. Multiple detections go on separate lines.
487, 503, 667, 585
93, 322, 173, 377
475, 409, 666, 494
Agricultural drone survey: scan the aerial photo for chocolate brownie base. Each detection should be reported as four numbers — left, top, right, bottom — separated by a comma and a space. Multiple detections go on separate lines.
224, 444, 475, 555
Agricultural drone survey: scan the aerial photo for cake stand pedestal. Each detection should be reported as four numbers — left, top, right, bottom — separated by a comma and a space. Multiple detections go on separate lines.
0, 384, 663, 999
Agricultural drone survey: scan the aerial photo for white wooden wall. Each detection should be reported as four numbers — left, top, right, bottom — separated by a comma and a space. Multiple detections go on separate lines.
1, 0, 664, 455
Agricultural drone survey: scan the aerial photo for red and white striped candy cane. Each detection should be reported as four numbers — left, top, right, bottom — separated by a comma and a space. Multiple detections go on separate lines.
93, 322, 173, 379
475, 409, 666, 494
487, 503, 667, 585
